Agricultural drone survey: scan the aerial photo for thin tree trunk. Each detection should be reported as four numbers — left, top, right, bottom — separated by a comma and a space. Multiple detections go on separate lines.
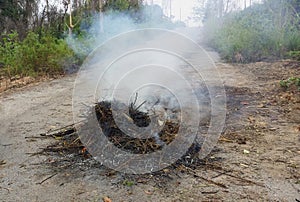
68, 0, 74, 36
99, 0, 104, 33
46, 0, 50, 28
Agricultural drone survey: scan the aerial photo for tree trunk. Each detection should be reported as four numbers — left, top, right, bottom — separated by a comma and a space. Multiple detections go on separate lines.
99, 0, 104, 33
46, 0, 50, 28
68, 0, 74, 36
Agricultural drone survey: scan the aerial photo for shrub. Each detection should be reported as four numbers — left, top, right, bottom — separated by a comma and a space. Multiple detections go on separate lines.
0, 32, 75, 77
286, 51, 300, 60
280, 77, 300, 90
0, 32, 20, 76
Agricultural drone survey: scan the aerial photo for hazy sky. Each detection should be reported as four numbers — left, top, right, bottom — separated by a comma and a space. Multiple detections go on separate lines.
146, 0, 260, 27
146, 0, 199, 26
42, 0, 259, 27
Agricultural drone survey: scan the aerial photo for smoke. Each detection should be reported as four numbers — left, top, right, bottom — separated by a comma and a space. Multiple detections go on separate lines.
66, 5, 183, 59
69, 4, 218, 134
70, 4, 227, 163
68, 5, 200, 109
66, 12, 135, 59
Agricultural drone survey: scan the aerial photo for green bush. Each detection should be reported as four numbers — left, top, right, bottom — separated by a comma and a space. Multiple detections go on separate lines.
286, 51, 300, 60
280, 77, 300, 90
0, 31, 75, 77
0, 32, 20, 75
285, 31, 300, 51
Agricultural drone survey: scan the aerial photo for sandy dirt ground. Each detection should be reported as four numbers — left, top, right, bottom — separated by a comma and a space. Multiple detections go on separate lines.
0, 42, 300, 201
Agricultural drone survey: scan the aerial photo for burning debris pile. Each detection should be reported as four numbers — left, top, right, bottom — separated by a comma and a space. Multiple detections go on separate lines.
34, 98, 208, 172
95, 101, 178, 154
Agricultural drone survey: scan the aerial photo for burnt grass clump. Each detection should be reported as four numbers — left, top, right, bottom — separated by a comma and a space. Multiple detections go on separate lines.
95, 101, 178, 154
33, 100, 218, 180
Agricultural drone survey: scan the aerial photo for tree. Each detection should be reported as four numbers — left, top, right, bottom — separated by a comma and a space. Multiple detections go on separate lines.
0, 0, 39, 38
103, 0, 142, 12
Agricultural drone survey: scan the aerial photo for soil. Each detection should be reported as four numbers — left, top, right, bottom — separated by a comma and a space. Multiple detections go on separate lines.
1, 52, 300, 200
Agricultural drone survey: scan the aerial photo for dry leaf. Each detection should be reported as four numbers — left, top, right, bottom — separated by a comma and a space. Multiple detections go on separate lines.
103, 196, 112, 202
240, 163, 249, 168
219, 137, 234, 143
144, 190, 153, 195
241, 101, 249, 105
243, 149, 250, 154
257, 104, 265, 108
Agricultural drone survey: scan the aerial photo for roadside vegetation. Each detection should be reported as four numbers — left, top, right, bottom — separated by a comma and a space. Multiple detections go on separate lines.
1, 0, 299, 87
200, 0, 300, 63
0, 0, 179, 80
280, 76, 300, 90
0, 31, 74, 77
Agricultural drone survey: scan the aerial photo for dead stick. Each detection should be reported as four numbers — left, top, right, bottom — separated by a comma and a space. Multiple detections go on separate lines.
197, 174, 228, 189
26, 151, 44, 156
41, 121, 82, 136
212, 170, 231, 179
201, 190, 219, 194
0, 186, 10, 193
25, 136, 50, 139
204, 163, 265, 187
37, 173, 58, 185
214, 170, 265, 187
135, 100, 147, 111
132, 92, 138, 106
1, 143, 13, 146
184, 166, 227, 189
41, 145, 84, 152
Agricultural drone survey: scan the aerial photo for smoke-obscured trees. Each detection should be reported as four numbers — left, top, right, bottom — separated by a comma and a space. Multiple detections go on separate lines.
199, 0, 300, 62
195, 0, 247, 22
0, 0, 183, 78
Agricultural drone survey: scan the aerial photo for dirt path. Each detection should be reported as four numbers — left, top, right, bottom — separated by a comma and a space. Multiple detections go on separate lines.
216, 61, 300, 201
1, 58, 300, 201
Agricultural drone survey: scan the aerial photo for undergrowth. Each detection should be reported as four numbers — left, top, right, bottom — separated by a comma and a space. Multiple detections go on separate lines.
280, 77, 300, 90
0, 32, 75, 78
